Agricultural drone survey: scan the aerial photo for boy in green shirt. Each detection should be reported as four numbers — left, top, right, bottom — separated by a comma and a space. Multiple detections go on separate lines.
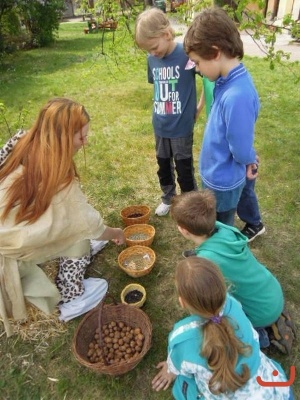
170, 189, 295, 352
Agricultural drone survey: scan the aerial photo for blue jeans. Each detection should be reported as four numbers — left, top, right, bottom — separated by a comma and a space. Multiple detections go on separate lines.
237, 178, 262, 225
255, 327, 270, 348
217, 208, 236, 226
202, 182, 244, 226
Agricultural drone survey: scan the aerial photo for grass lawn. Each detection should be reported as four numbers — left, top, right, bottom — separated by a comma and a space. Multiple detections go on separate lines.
0, 19, 299, 399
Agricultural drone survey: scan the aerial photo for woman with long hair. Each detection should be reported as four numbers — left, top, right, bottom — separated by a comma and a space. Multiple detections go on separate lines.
0, 97, 125, 336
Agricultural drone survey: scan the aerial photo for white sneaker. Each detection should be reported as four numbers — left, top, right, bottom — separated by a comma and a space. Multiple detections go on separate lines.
90, 240, 108, 256
58, 278, 108, 322
155, 202, 171, 216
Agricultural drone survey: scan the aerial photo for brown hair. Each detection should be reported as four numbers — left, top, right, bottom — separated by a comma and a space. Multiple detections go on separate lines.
184, 7, 244, 60
135, 7, 175, 48
0, 97, 90, 224
175, 256, 251, 394
170, 190, 216, 236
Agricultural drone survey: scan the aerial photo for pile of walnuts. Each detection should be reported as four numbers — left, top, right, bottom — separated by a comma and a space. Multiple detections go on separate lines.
87, 321, 145, 364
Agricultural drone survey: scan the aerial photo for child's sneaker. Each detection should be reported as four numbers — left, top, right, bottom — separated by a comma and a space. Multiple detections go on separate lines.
182, 249, 196, 258
240, 222, 265, 242
155, 202, 171, 216
268, 308, 296, 355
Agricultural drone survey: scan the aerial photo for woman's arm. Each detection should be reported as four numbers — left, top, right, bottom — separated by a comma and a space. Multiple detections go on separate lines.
96, 226, 125, 245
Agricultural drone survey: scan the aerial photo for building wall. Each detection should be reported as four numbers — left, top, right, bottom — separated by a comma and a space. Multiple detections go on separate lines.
291, 0, 300, 18
63, 0, 75, 18
266, 0, 300, 19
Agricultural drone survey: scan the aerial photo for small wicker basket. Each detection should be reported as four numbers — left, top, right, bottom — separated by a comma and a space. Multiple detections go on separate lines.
120, 205, 151, 226
123, 224, 155, 247
121, 283, 146, 308
118, 245, 156, 278
72, 297, 152, 376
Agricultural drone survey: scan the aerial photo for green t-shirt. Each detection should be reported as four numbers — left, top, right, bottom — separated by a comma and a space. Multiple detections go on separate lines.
195, 221, 284, 327
202, 76, 215, 118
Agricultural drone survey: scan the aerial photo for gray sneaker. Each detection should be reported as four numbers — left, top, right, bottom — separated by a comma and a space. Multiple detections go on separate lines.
241, 222, 265, 242
182, 249, 196, 258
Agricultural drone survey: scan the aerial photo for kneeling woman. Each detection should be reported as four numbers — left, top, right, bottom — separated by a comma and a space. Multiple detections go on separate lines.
0, 98, 125, 336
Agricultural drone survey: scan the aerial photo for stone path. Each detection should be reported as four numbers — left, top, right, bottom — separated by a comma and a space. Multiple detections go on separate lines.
171, 18, 300, 62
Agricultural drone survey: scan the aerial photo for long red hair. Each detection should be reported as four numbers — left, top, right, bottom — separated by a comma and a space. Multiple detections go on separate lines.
0, 98, 90, 224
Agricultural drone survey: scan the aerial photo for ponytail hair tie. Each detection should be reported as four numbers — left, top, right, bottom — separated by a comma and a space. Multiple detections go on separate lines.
209, 315, 222, 324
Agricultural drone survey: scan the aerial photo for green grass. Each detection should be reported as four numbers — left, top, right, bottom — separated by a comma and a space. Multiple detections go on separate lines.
0, 20, 300, 399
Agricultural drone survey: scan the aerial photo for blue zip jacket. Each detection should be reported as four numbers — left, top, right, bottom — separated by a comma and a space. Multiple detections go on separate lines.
200, 63, 260, 191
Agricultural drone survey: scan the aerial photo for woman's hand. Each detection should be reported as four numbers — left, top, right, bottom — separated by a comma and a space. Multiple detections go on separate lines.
97, 227, 125, 245
110, 228, 125, 245
152, 361, 175, 392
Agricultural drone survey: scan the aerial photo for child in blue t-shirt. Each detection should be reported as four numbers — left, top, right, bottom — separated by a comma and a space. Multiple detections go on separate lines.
135, 8, 202, 217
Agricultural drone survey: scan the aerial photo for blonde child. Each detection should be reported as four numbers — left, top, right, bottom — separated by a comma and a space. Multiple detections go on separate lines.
135, 8, 202, 216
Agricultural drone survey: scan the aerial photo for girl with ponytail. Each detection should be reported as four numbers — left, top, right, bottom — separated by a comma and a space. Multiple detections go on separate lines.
152, 257, 293, 399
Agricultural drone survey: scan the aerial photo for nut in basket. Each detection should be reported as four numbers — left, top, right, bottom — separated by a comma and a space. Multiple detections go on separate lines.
123, 224, 155, 247
120, 205, 151, 226
118, 245, 156, 278
72, 299, 152, 376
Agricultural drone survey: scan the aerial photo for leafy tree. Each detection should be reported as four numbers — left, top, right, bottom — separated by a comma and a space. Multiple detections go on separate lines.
17, 0, 65, 47
0, 0, 65, 56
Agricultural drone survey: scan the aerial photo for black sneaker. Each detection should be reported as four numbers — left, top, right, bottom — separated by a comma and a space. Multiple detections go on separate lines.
182, 249, 196, 258
241, 222, 266, 242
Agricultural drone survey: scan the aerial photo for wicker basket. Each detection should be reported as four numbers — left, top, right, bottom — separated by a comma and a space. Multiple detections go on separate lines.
123, 224, 155, 247
121, 283, 146, 308
120, 205, 151, 226
72, 298, 152, 376
118, 245, 156, 278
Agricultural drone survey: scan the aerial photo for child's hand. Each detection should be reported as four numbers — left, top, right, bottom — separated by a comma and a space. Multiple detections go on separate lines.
246, 163, 258, 180
151, 361, 175, 392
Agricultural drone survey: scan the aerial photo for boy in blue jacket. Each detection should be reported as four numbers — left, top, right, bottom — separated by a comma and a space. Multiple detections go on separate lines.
184, 7, 265, 240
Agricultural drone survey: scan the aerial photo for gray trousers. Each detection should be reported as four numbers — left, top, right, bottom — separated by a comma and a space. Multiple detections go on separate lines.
155, 134, 198, 205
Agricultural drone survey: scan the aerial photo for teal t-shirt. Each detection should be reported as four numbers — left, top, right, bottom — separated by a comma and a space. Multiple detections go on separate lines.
195, 222, 284, 327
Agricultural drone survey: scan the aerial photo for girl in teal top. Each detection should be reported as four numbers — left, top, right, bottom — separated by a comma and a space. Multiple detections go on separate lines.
152, 257, 293, 399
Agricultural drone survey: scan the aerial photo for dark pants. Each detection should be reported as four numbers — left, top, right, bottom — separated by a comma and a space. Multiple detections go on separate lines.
237, 177, 262, 225
155, 134, 198, 204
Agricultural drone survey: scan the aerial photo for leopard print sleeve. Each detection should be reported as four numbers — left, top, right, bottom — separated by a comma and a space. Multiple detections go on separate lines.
0, 129, 26, 167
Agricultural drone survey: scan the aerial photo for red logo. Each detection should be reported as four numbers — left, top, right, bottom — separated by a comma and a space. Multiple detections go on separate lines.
257, 366, 296, 387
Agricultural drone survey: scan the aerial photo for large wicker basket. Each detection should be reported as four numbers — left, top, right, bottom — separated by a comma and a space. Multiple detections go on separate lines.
123, 224, 155, 247
120, 205, 151, 226
118, 245, 156, 278
72, 298, 152, 376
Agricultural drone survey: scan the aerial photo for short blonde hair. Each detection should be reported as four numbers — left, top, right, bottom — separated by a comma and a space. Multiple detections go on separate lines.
135, 8, 175, 47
